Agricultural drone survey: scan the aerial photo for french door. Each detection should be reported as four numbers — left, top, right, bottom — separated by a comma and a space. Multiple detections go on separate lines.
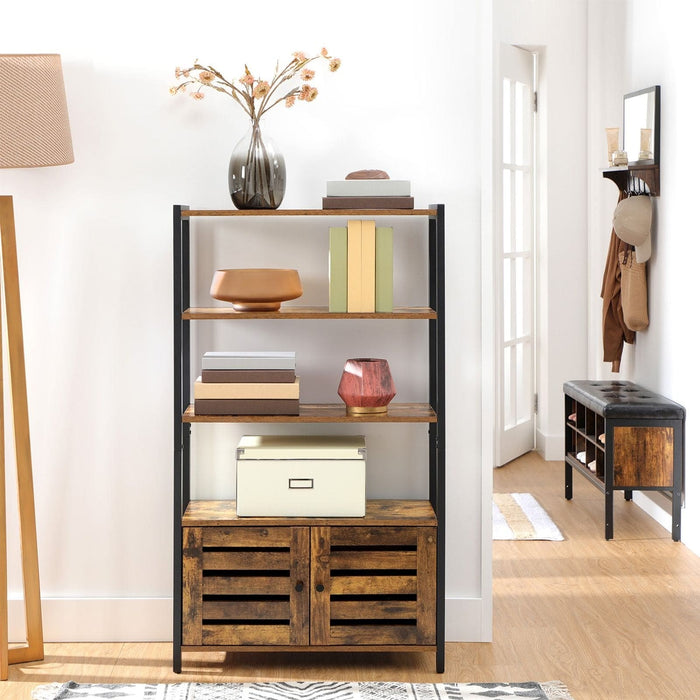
495, 45, 536, 467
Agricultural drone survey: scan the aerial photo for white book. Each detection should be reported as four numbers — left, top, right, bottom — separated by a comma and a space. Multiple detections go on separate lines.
202, 351, 296, 370
326, 179, 411, 197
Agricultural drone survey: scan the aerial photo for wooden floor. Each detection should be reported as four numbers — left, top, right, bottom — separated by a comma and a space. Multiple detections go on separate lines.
4, 452, 700, 699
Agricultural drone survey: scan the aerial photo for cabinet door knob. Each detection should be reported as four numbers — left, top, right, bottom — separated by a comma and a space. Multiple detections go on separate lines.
295, 581, 304, 592
315, 583, 325, 593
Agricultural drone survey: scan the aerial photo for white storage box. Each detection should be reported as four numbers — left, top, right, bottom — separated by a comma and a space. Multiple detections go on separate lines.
236, 435, 366, 517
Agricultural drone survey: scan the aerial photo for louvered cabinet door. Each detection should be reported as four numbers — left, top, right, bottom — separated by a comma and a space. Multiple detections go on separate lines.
182, 526, 309, 646
310, 526, 437, 646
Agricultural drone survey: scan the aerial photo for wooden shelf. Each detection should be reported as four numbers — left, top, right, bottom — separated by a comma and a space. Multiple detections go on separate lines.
181, 208, 437, 218
602, 164, 660, 196
183, 305, 437, 320
182, 498, 438, 527
183, 402, 437, 423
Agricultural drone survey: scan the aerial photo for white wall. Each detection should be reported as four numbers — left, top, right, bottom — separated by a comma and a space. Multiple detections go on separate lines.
587, 0, 700, 554
1, 0, 487, 641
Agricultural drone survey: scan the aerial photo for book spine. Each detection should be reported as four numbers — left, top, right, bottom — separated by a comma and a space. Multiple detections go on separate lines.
375, 226, 393, 312
360, 220, 376, 312
326, 180, 411, 196
347, 220, 363, 312
328, 226, 348, 312
201, 369, 296, 383
194, 377, 300, 399
201, 356, 296, 370
194, 398, 300, 416
322, 196, 414, 210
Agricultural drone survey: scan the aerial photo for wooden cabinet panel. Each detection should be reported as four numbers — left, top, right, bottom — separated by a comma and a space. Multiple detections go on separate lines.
613, 426, 674, 487
310, 526, 436, 646
182, 526, 309, 646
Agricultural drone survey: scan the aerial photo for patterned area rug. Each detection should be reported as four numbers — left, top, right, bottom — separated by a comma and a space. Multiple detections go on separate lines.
493, 493, 564, 541
32, 680, 574, 700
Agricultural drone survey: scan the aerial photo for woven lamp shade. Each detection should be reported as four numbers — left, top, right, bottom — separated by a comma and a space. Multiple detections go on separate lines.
0, 53, 74, 168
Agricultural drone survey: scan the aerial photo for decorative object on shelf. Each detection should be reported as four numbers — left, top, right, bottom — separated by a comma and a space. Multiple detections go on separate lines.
346, 169, 390, 180
210, 268, 302, 312
235, 435, 366, 517
0, 52, 75, 680
639, 127, 653, 161
170, 50, 341, 209
228, 119, 285, 209
337, 357, 396, 415
605, 127, 619, 166
611, 149, 628, 166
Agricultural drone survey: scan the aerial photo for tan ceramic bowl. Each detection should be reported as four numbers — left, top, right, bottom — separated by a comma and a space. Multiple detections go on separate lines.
210, 268, 303, 312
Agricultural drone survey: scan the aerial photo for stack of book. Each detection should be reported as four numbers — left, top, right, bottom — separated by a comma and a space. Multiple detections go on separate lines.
329, 220, 392, 313
193, 351, 300, 415
322, 178, 413, 210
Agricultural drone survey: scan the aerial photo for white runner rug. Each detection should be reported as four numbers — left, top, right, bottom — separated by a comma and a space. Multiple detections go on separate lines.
493, 493, 564, 541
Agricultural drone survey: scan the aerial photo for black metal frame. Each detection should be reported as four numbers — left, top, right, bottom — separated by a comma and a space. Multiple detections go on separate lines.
173, 204, 446, 673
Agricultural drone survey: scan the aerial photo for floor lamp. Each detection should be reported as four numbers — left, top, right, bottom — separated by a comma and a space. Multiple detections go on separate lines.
0, 54, 74, 680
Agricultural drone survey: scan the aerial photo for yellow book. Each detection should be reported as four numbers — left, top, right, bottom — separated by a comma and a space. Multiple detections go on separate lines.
360, 220, 376, 312
347, 220, 363, 312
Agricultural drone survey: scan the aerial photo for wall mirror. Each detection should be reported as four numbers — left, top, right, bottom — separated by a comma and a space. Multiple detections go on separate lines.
623, 85, 660, 165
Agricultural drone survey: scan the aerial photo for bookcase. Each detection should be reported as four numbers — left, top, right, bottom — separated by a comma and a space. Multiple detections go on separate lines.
563, 380, 684, 540
173, 205, 445, 672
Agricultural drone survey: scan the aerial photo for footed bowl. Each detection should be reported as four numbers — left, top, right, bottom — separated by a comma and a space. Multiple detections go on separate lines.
210, 268, 302, 312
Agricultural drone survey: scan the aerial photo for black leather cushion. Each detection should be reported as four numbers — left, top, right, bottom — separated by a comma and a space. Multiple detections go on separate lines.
564, 380, 685, 419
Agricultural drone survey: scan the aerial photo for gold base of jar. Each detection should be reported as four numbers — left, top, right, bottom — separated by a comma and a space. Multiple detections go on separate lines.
345, 405, 389, 415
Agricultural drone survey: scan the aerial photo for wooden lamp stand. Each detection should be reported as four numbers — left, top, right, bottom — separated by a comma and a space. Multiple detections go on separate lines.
0, 195, 43, 680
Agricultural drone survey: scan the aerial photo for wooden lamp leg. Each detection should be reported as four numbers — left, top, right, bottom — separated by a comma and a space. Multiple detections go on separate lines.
0, 195, 44, 680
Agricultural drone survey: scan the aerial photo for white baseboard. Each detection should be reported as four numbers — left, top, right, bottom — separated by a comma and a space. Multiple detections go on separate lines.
536, 428, 564, 461
9, 597, 172, 643
633, 492, 672, 534
10, 596, 488, 643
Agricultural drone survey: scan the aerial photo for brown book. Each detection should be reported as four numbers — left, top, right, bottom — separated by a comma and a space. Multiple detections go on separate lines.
201, 369, 296, 383
322, 196, 414, 210
194, 398, 300, 416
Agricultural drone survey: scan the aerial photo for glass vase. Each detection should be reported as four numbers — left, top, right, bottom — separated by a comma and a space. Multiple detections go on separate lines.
228, 119, 286, 210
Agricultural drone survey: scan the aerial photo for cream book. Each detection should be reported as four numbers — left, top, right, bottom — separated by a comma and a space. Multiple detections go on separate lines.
347, 219, 375, 312
193, 376, 300, 399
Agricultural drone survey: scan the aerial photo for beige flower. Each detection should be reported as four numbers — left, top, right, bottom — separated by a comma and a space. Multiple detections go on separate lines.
175, 67, 183, 78
299, 84, 312, 101
199, 70, 215, 83
285, 95, 296, 108
306, 87, 318, 101
320, 47, 329, 57
191, 91, 205, 100
300, 68, 315, 81
169, 86, 179, 95
293, 51, 307, 62
328, 58, 341, 72
239, 72, 254, 86
253, 80, 271, 99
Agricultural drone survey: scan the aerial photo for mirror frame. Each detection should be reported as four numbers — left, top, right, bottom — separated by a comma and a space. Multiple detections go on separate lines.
623, 85, 660, 166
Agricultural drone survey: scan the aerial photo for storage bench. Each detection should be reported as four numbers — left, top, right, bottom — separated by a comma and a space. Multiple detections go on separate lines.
563, 380, 685, 540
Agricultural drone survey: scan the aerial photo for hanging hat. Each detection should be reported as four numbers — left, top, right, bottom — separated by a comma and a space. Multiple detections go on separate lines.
612, 195, 652, 263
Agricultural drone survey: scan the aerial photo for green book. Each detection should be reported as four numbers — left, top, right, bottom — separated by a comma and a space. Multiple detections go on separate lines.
329, 226, 348, 312
375, 226, 393, 312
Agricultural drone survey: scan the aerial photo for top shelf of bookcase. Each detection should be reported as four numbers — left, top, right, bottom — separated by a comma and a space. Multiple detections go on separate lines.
180, 208, 438, 218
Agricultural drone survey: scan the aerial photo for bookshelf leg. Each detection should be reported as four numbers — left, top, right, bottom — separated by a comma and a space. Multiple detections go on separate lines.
565, 462, 573, 500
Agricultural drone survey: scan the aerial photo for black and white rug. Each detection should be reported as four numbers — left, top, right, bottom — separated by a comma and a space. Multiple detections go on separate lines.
32, 680, 574, 700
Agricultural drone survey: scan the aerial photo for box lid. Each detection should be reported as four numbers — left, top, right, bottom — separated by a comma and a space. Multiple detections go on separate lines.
237, 434, 366, 460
